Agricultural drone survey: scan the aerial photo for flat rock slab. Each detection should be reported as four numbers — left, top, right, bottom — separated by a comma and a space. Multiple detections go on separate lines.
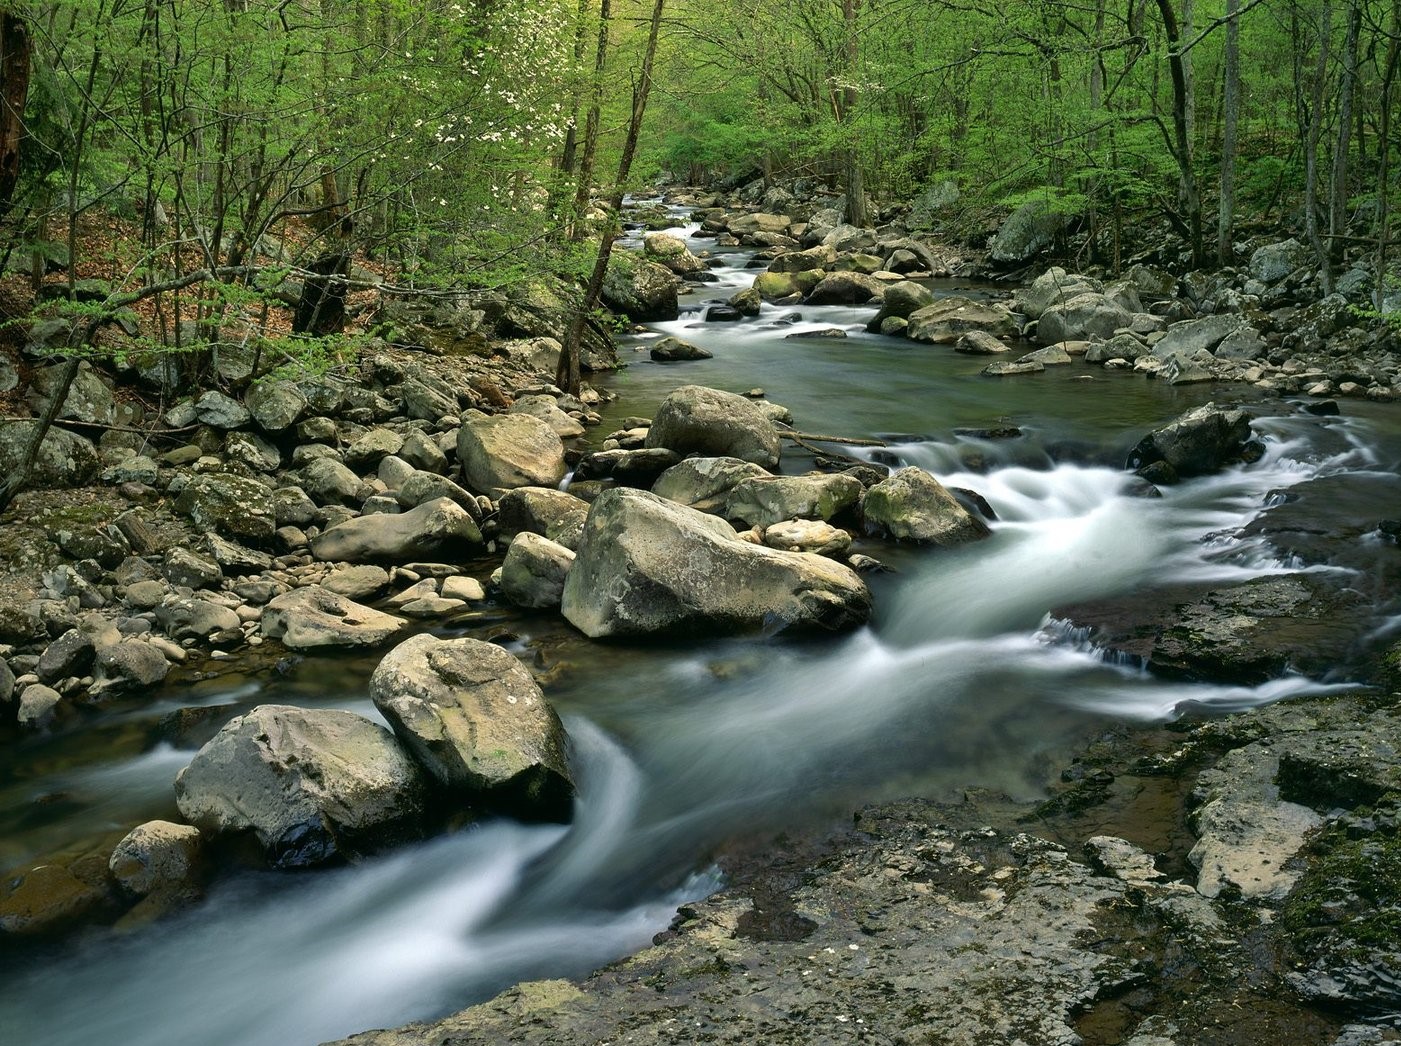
325, 809, 1136, 1046
261, 585, 406, 650
1054, 574, 1371, 685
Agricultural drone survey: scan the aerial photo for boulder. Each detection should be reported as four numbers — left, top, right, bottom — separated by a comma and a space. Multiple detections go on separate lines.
1036, 293, 1132, 344
804, 271, 885, 306
500, 532, 575, 609
1214, 327, 1267, 361
1249, 238, 1312, 284
956, 331, 1010, 355
650, 336, 713, 362
93, 639, 170, 692
297, 457, 364, 507
193, 391, 250, 429
643, 232, 707, 277
728, 212, 791, 237
224, 431, 281, 473
644, 385, 781, 468
572, 447, 681, 488
174, 473, 276, 548
866, 281, 936, 332
762, 519, 853, 557
769, 244, 837, 274
322, 564, 391, 601
174, 704, 426, 867
25, 363, 116, 425
0, 420, 99, 491
724, 473, 865, 528
601, 257, 680, 322
261, 585, 407, 650
245, 379, 306, 432
344, 428, 404, 471
906, 298, 1017, 344
311, 496, 482, 564
37, 628, 95, 683
154, 597, 241, 641
1151, 315, 1244, 359
511, 395, 587, 438
1012, 268, 1103, 320
497, 487, 590, 550
862, 467, 992, 545
108, 821, 204, 898
1016, 345, 1073, 366
653, 456, 772, 514
1126, 403, 1255, 480
369, 633, 574, 817
162, 547, 223, 589
989, 200, 1069, 265
395, 470, 481, 516
753, 272, 799, 300
560, 488, 871, 638
457, 411, 567, 494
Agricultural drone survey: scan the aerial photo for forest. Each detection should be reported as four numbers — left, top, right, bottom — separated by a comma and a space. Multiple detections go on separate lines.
0, 0, 1396, 368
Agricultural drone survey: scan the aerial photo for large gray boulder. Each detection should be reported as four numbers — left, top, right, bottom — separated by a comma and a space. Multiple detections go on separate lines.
1035, 293, 1132, 344
298, 457, 364, 507
769, 244, 837, 274
457, 411, 567, 495
644, 386, 781, 469
499, 532, 575, 609
261, 585, 407, 649
25, 364, 116, 425
804, 271, 885, 306
1012, 268, 1103, 320
989, 200, 1069, 265
560, 488, 871, 638
174, 473, 276, 548
906, 298, 1017, 344
497, 487, 590, 550
1126, 403, 1255, 480
862, 467, 992, 545
724, 473, 864, 528
865, 281, 936, 332
1151, 315, 1245, 359
652, 456, 772, 514
174, 704, 426, 868
601, 257, 681, 322
511, 395, 586, 439
1249, 238, 1312, 284
311, 497, 482, 563
369, 633, 574, 818
0, 421, 99, 491
245, 379, 306, 432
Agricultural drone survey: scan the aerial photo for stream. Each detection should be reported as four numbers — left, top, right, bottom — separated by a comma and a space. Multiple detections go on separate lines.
3, 214, 1400, 1046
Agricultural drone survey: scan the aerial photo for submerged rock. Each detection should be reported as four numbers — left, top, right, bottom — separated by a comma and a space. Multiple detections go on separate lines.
561, 488, 871, 638
174, 705, 426, 868
369, 633, 574, 819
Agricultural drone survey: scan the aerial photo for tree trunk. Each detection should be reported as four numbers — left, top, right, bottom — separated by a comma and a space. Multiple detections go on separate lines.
1217, 0, 1240, 264
569, 0, 611, 243
1154, 0, 1204, 266
1377, 0, 1401, 310
1327, 0, 1360, 266
1304, 0, 1333, 291
0, 12, 30, 217
840, 0, 869, 227
556, 0, 665, 395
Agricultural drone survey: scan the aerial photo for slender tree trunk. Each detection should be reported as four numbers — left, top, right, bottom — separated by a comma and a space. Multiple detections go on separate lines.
1327, 0, 1360, 266
1155, 0, 1204, 265
1217, 0, 1240, 264
1377, 0, 1401, 309
840, 0, 869, 227
1304, 0, 1333, 291
569, 0, 610, 243
0, 12, 30, 217
556, 0, 665, 395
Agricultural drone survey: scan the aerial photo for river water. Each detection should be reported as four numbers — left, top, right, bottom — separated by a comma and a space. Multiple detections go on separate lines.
3, 219, 1399, 1046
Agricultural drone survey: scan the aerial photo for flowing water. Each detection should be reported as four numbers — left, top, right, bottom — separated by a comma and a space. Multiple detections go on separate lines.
3, 215, 1400, 1046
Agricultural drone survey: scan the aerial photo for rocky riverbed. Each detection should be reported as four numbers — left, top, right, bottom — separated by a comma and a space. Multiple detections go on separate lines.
2, 184, 1400, 1044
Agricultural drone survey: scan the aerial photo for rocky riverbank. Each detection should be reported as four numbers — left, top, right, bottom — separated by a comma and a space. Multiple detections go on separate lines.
2, 184, 1400, 1041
